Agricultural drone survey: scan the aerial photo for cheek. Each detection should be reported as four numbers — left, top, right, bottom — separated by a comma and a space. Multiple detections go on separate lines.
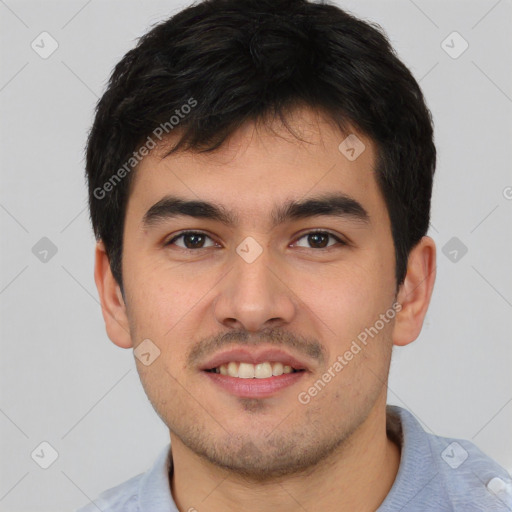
294, 259, 396, 379
125, 257, 199, 335
298, 259, 390, 326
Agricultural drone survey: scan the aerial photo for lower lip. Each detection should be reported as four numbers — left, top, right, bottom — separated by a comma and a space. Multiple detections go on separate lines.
202, 370, 307, 398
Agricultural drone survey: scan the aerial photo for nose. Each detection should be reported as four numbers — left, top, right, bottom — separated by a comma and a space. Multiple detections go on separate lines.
213, 241, 297, 332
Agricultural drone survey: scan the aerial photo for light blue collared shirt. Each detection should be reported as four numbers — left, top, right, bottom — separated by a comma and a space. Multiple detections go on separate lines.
76, 406, 512, 511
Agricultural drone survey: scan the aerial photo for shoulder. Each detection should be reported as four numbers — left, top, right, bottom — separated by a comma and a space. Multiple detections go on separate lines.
427, 429, 512, 510
74, 444, 174, 512
386, 406, 512, 511
75, 473, 143, 512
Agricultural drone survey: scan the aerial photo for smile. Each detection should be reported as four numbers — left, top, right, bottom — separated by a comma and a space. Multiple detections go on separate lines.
204, 361, 303, 378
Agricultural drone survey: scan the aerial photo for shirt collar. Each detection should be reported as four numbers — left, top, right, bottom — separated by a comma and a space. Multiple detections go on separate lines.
138, 443, 177, 511
378, 405, 439, 510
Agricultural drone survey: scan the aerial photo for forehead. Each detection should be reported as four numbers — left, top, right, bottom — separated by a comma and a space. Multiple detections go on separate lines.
126, 107, 385, 228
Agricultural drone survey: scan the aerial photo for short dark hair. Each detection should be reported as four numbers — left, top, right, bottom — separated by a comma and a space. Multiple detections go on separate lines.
85, 0, 436, 295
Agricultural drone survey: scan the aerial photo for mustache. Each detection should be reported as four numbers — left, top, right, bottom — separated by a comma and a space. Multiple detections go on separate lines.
187, 328, 326, 368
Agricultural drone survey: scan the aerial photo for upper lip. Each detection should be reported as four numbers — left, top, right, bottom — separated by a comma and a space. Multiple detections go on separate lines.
199, 347, 312, 371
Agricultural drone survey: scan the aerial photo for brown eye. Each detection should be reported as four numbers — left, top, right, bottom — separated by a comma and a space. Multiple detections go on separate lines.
166, 231, 216, 249
294, 231, 345, 249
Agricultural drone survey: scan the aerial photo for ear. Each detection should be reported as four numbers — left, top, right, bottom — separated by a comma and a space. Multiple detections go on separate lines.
94, 240, 133, 348
392, 236, 436, 347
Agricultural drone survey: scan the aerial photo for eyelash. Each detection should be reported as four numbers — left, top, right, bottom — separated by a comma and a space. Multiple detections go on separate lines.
165, 230, 347, 250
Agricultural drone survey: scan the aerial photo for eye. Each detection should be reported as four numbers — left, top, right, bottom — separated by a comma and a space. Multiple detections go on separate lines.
165, 230, 347, 251
293, 231, 346, 249
165, 231, 217, 250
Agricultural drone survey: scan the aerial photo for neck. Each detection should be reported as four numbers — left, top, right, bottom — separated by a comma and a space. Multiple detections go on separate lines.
170, 402, 401, 512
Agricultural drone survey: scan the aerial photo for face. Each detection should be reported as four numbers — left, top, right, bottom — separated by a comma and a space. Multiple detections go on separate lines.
117, 107, 400, 479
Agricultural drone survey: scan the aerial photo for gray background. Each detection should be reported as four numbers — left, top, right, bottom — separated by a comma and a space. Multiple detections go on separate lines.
0, 0, 511, 510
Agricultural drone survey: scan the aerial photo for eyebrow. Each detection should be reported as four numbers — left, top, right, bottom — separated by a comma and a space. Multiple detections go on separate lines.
142, 193, 370, 230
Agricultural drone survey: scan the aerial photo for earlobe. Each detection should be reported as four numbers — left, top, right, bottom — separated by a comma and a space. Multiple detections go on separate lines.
94, 240, 133, 349
392, 236, 436, 347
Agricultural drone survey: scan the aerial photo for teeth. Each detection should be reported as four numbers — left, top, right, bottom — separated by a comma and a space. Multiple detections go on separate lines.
213, 361, 299, 378
255, 362, 272, 378
227, 361, 239, 377
272, 362, 284, 376
238, 362, 255, 379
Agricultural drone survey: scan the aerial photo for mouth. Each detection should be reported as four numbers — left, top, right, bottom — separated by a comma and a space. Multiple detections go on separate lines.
199, 348, 310, 398
204, 361, 304, 378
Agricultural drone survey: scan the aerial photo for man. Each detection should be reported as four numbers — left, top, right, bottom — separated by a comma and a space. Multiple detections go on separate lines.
80, 0, 512, 510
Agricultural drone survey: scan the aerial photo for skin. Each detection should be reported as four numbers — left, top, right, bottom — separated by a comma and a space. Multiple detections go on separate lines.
95, 106, 436, 512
